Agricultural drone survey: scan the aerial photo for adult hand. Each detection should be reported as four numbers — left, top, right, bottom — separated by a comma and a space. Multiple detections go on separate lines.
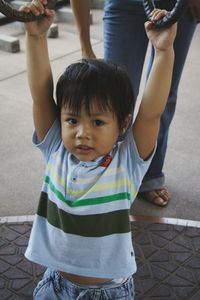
20, 0, 55, 36
188, 0, 200, 23
145, 9, 177, 51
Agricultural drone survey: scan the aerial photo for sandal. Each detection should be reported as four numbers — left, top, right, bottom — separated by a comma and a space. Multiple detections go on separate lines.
139, 188, 171, 207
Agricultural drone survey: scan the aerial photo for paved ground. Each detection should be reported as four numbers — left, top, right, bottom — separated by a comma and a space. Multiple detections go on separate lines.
1, 217, 200, 299
0, 5, 200, 300
0, 10, 200, 220
0, 7, 200, 220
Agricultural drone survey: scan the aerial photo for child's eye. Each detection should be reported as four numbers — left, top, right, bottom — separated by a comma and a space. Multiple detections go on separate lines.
94, 120, 104, 126
67, 118, 77, 125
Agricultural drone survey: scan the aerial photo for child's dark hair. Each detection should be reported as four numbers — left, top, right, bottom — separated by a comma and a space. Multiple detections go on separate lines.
56, 59, 135, 129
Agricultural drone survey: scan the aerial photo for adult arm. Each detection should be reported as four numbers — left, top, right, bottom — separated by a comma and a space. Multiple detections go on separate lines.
133, 10, 176, 160
70, 0, 96, 58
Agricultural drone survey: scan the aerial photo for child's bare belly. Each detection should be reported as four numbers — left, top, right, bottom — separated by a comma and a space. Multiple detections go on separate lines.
59, 271, 112, 285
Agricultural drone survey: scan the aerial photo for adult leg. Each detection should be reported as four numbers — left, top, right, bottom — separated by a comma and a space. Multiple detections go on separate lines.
139, 0, 197, 206
103, 0, 149, 107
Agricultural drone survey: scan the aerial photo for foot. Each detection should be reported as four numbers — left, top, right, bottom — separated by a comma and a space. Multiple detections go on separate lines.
139, 188, 171, 207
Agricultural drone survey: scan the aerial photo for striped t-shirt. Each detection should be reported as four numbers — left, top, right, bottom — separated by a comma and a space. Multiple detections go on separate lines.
25, 119, 154, 279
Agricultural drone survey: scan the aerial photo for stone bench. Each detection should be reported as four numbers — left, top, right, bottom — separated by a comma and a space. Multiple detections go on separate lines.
0, 34, 20, 53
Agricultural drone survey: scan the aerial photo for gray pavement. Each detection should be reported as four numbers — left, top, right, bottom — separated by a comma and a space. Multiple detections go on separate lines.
0, 8, 200, 220
1, 218, 200, 299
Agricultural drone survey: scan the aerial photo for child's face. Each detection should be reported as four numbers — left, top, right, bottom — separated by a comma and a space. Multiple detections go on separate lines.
61, 103, 122, 161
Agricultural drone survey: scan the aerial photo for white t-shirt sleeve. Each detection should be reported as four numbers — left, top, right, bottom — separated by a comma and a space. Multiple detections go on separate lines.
121, 128, 156, 196
32, 119, 62, 164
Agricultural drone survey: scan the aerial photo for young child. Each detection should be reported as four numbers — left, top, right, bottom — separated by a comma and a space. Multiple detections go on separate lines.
22, 2, 176, 299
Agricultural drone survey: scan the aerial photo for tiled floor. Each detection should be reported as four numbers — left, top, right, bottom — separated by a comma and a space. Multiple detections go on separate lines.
1, 217, 200, 299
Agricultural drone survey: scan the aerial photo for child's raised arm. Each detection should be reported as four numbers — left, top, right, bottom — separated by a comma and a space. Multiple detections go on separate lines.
22, 0, 57, 141
133, 9, 177, 160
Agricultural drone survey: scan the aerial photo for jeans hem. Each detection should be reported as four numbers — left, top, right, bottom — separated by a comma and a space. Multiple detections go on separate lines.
139, 175, 165, 192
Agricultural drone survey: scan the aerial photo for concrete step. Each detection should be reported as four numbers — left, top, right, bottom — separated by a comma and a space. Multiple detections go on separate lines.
0, 33, 20, 52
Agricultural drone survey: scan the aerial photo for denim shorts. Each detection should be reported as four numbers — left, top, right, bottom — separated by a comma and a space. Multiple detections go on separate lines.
33, 268, 134, 299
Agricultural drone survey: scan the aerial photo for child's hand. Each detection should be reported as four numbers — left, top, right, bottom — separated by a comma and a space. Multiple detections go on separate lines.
145, 9, 177, 51
20, 0, 55, 36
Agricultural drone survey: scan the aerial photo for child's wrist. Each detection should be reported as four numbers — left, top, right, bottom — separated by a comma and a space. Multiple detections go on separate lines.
154, 47, 174, 56
154, 47, 175, 65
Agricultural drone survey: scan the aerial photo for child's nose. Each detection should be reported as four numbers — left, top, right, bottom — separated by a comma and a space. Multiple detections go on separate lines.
76, 124, 91, 139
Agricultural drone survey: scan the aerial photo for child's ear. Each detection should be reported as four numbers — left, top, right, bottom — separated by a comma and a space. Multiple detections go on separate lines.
120, 114, 132, 135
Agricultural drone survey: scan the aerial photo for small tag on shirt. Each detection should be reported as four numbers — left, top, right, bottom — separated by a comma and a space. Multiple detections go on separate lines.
100, 154, 112, 168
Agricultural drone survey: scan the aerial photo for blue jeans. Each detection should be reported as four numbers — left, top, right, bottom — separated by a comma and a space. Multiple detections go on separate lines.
33, 269, 134, 299
104, 0, 196, 192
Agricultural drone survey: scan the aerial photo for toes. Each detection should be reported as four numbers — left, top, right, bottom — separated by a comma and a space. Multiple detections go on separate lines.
156, 189, 171, 203
139, 188, 171, 207
153, 195, 168, 206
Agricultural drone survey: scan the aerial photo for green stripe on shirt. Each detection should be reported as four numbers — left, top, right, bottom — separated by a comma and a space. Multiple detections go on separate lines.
37, 192, 131, 237
44, 175, 131, 207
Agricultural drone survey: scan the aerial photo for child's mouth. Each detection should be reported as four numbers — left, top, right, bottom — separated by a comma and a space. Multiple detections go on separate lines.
76, 145, 93, 153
